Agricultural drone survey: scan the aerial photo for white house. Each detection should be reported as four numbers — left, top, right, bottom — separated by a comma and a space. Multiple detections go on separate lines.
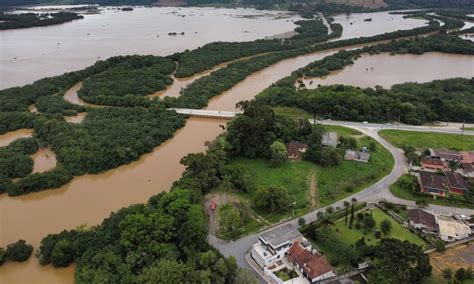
250, 224, 303, 269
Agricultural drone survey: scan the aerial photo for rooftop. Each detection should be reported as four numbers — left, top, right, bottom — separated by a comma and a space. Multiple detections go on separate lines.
445, 171, 468, 190
287, 242, 333, 280
430, 149, 462, 161
461, 151, 474, 164
408, 208, 436, 230
419, 171, 448, 190
420, 157, 445, 167
286, 141, 309, 157
437, 215, 471, 238
260, 224, 302, 248
322, 132, 338, 146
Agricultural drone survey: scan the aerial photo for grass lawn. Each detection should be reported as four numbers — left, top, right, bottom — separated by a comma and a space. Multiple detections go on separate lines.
229, 134, 393, 223
273, 106, 311, 120
390, 175, 474, 209
332, 208, 426, 247
464, 127, 474, 131
379, 130, 474, 151
318, 136, 394, 206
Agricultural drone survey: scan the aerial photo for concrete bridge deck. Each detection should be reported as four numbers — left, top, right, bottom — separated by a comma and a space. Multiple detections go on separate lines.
170, 108, 240, 119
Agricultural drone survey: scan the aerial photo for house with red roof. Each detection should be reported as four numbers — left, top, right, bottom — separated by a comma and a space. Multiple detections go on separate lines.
286, 241, 335, 283
445, 171, 469, 195
420, 157, 447, 170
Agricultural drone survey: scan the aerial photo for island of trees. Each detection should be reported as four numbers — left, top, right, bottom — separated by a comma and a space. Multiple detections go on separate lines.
0, 12, 84, 30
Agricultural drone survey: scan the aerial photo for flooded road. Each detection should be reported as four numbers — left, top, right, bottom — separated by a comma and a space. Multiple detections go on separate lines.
0, 7, 301, 89
0, 129, 33, 147
302, 52, 474, 89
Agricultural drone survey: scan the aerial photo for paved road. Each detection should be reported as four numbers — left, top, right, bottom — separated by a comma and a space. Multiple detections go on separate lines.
209, 122, 474, 271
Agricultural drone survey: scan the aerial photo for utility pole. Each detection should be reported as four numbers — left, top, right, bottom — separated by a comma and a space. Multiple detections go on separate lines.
461, 120, 465, 136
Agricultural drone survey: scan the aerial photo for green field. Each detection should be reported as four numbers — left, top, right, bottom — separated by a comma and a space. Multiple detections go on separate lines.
331, 208, 426, 247
390, 175, 474, 209
379, 130, 474, 150
229, 133, 393, 223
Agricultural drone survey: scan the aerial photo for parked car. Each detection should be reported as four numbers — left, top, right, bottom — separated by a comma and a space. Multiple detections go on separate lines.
362, 121, 368, 124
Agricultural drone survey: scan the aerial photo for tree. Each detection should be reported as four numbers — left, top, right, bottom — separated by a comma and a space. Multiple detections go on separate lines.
349, 202, 355, 228
0, 248, 5, 265
219, 204, 241, 232
344, 201, 350, 224
326, 206, 334, 214
380, 219, 392, 235
235, 269, 259, 284
442, 268, 453, 280
5, 240, 33, 262
254, 186, 291, 213
455, 267, 466, 282
138, 259, 203, 283
362, 215, 376, 231
320, 148, 342, 167
298, 217, 306, 226
370, 239, 432, 283
270, 141, 287, 167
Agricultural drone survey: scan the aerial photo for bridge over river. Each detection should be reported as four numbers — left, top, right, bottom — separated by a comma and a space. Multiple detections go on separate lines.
169, 108, 241, 119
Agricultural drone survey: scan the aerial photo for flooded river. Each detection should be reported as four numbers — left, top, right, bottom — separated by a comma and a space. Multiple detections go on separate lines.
0, 6, 301, 89
30, 148, 57, 173
301, 52, 474, 89
0, 7, 467, 283
0, 129, 33, 147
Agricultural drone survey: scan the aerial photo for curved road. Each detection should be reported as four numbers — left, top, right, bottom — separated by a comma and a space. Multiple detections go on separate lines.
209, 121, 474, 271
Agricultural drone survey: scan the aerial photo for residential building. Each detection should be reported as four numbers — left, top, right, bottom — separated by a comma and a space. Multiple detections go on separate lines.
321, 132, 338, 148
408, 208, 437, 232
344, 150, 370, 163
418, 171, 448, 196
420, 157, 446, 170
461, 151, 474, 177
287, 241, 335, 283
251, 224, 303, 269
436, 215, 471, 242
287, 141, 309, 160
444, 171, 469, 195
429, 149, 462, 162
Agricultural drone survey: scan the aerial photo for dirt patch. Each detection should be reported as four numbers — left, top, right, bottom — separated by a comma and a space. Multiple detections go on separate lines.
429, 241, 474, 277
308, 170, 320, 209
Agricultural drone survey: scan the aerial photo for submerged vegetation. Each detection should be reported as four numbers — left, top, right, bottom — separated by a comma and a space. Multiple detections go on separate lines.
0, 12, 83, 30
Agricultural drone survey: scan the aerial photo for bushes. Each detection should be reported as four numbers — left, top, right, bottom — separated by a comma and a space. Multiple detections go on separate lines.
0, 12, 83, 30
0, 240, 33, 265
7, 167, 73, 196
254, 187, 291, 213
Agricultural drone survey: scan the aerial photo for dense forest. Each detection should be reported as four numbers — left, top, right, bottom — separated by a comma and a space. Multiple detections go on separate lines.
37, 188, 246, 283
0, 12, 83, 30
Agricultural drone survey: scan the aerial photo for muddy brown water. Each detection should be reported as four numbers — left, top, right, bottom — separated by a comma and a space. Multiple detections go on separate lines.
302, 52, 474, 89
30, 148, 57, 174
0, 11, 464, 283
0, 129, 33, 147
0, 6, 301, 90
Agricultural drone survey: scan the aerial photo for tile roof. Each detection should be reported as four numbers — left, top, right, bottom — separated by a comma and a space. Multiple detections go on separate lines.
286, 141, 309, 157
445, 171, 468, 190
420, 157, 445, 167
419, 171, 448, 190
461, 151, 474, 164
430, 149, 462, 161
408, 208, 437, 230
287, 242, 333, 280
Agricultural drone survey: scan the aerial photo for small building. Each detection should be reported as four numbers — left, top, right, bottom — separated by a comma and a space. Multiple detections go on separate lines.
286, 141, 309, 160
436, 215, 471, 242
344, 150, 370, 163
429, 149, 462, 162
321, 132, 338, 148
420, 157, 446, 170
461, 151, 474, 164
462, 163, 474, 178
418, 171, 448, 196
250, 224, 303, 269
408, 208, 437, 233
287, 241, 335, 283
444, 171, 468, 195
